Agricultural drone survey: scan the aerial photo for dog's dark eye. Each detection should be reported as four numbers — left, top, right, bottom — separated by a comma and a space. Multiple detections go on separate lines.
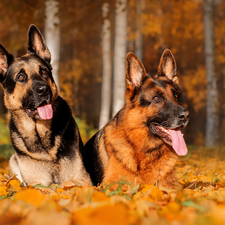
153, 96, 159, 101
174, 92, 179, 100
16, 73, 26, 82
41, 69, 46, 74
18, 74, 24, 80
16, 69, 27, 82
40, 67, 48, 78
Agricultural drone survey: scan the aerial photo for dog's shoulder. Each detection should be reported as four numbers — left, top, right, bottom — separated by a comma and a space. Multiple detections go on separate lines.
51, 95, 84, 159
84, 129, 105, 186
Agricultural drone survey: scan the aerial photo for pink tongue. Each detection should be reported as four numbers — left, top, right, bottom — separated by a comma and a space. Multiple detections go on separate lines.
168, 129, 188, 156
37, 104, 53, 120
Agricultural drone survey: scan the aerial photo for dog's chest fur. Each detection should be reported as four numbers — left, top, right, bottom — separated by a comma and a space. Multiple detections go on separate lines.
10, 110, 59, 161
102, 114, 178, 188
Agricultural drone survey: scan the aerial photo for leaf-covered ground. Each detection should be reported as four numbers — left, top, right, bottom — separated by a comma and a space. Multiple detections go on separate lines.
1, 146, 225, 225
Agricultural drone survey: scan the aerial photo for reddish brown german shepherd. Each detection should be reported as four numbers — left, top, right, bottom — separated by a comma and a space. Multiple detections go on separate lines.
0, 25, 91, 186
84, 50, 189, 188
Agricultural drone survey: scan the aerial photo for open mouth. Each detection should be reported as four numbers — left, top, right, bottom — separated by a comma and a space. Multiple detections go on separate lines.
151, 123, 188, 156
26, 100, 53, 120
153, 125, 172, 144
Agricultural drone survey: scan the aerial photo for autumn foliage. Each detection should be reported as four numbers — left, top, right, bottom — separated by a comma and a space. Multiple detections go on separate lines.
0, 0, 225, 223
0, 147, 225, 224
0, 0, 225, 145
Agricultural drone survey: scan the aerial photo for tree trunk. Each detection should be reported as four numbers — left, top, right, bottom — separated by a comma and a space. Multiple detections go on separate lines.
112, 0, 127, 116
45, 0, 60, 90
135, 0, 144, 62
204, 0, 219, 146
99, 3, 112, 129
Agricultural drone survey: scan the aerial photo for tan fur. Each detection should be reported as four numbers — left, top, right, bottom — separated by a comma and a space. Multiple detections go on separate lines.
3, 25, 91, 187
100, 106, 178, 188
91, 50, 188, 189
9, 151, 90, 186
9, 109, 90, 186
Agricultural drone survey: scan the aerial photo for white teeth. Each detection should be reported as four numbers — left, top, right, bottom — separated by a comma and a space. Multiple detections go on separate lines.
157, 126, 170, 134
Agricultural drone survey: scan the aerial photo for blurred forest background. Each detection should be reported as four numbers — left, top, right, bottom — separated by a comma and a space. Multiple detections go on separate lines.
0, 0, 225, 147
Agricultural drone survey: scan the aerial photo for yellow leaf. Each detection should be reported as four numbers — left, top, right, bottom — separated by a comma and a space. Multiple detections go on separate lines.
7, 179, 21, 191
57, 188, 64, 194
132, 191, 142, 201
91, 191, 110, 202
166, 202, 180, 213
0, 186, 7, 196
140, 184, 155, 194
51, 193, 69, 201
149, 188, 164, 201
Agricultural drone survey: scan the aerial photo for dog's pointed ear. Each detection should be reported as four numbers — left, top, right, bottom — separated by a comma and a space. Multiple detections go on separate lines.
27, 24, 51, 64
126, 52, 146, 89
0, 44, 14, 83
158, 49, 178, 84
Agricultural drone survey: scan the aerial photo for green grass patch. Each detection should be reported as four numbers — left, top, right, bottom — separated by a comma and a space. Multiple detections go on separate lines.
0, 144, 14, 160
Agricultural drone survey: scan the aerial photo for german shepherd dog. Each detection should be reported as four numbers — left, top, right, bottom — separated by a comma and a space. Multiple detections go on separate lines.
84, 50, 189, 188
0, 25, 91, 186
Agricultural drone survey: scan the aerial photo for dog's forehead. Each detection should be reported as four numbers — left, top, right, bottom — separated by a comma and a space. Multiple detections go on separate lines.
142, 77, 166, 92
13, 56, 46, 73
141, 76, 180, 97
155, 78, 174, 90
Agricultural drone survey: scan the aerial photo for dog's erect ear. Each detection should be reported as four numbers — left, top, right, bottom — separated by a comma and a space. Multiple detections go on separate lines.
158, 49, 178, 84
27, 24, 51, 64
0, 44, 14, 83
126, 52, 146, 89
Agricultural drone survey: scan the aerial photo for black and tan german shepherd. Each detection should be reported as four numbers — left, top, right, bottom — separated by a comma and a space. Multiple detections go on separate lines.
84, 50, 189, 188
0, 25, 91, 186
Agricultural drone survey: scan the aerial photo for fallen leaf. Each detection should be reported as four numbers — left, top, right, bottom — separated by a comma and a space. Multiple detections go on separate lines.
91, 191, 110, 202
0, 186, 7, 197
73, 203, 139, 225
7, 179, 21, 191
14, 189, 46, 207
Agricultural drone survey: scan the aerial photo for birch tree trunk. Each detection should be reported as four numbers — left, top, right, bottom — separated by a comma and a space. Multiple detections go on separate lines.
45, 0, 60, 90
99, 3, 112, 129
204, 0, 219, 146
112, 0, 127, 116
135, 0, 144, 62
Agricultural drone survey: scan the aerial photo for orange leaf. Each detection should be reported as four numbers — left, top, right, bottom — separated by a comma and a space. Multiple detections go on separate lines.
140, 184, 155, 194
14, 189, 46, 207
0, 186, 7, 196
91, 191, 110, 202
7, 179, 21, 191
149, 188, 164, 201
73, 203, 139, 225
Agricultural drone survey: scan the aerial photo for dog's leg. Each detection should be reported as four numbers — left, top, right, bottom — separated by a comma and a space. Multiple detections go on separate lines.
9, 154, 25, 185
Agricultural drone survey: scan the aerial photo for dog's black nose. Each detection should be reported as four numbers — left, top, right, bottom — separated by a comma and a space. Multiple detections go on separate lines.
179, 109, 189, 121
37, 85, 48, 96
